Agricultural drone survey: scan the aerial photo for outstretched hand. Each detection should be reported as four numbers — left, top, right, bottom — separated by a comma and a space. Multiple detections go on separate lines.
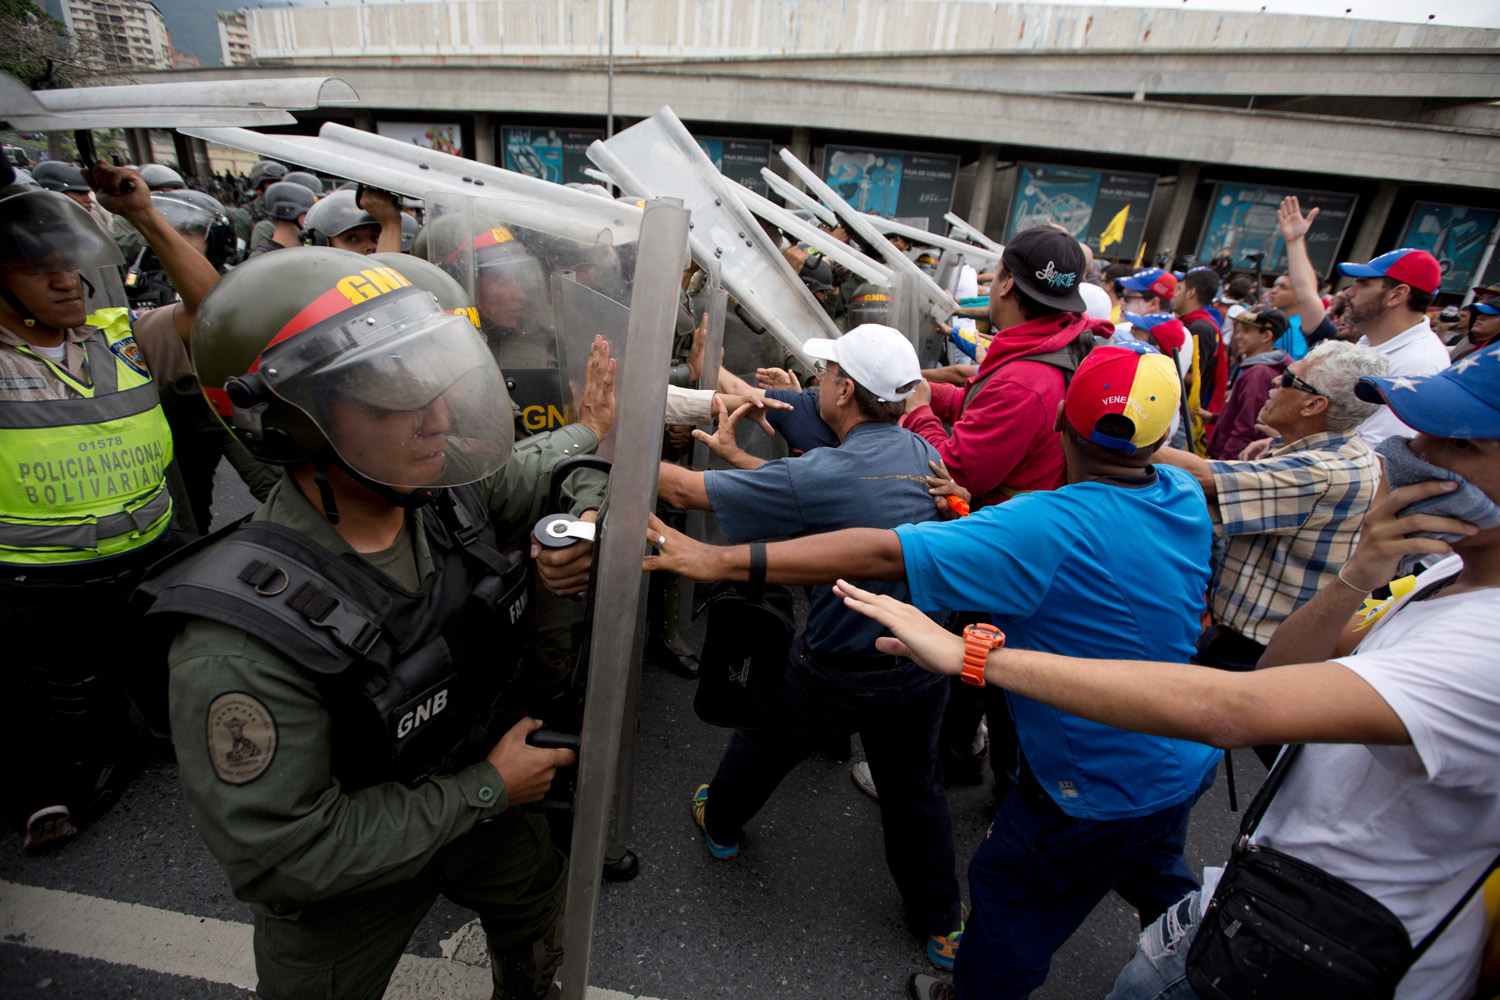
1276, 195, 1319, 244
756, 367, 801, 392
575, 336, 617, 442
832, 580, 966, 677
641, 511, 723, 583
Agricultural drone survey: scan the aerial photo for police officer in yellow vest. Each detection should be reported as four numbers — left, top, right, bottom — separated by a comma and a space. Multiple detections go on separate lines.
0, 163, 223, 852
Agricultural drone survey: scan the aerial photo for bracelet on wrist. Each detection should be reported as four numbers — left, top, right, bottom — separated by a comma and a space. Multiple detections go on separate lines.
1336, 564, 1376, 594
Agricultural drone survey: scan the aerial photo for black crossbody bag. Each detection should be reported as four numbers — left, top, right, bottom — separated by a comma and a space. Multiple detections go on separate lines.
1187, 741, 1500, 1000
692, 542, 795, 731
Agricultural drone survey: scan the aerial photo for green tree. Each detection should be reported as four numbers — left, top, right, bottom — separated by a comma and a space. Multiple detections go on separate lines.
0, 0, 97, 89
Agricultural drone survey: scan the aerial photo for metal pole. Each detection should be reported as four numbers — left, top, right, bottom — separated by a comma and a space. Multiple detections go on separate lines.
559, 197, 689, 1000
606, 0, 615, 138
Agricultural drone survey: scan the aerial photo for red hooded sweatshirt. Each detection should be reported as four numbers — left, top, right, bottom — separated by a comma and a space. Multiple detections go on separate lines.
901, 312, 1114, 509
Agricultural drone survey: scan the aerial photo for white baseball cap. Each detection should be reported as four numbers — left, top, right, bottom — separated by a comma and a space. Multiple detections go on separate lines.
802, 324, 923, 402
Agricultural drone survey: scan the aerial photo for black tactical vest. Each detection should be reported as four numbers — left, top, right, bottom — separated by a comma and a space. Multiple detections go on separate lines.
141, 486, 530, 790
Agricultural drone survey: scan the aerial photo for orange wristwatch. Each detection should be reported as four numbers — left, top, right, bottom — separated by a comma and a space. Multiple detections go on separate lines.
960, 623, 1005, 688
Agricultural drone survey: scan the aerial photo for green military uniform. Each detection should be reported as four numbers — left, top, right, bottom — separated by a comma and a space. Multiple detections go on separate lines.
166, 422, 604, 1000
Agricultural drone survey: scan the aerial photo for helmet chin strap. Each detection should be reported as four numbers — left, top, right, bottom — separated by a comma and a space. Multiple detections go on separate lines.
312, 449, 441, 527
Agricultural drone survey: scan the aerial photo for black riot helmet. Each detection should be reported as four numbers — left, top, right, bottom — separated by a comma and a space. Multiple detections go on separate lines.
153, 190, 237, 271
799, 251, 835, 294
301, 190, 379, 249
263, 180, 318, 223
31, 161, 92, 194
247, 160, 287, 193
283, 170, 324, 196
0, 184, 124, 326
139, 163, 186, 191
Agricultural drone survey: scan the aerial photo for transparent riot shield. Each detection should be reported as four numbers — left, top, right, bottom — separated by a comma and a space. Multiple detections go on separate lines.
586, 107, 841, 368
421, 191, 632, 442
559, 197, 689, 1000
81, 264, 128, 314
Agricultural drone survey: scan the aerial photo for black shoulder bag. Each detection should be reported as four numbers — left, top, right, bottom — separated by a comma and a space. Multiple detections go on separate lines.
1187, 742, 1500, 1000
692, 541, 796, 731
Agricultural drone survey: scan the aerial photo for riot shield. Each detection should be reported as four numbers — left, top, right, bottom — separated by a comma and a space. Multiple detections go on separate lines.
421, 191, 634, 444
559, 197, 689, 1000
586, 107, 841, 367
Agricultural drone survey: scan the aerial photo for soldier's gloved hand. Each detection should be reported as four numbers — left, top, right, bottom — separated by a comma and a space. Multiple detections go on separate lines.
487, 717, 576, 806
532, 509, 596, 597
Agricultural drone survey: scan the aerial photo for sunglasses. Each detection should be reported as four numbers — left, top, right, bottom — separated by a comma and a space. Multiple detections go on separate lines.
1278, 369, 1326, 398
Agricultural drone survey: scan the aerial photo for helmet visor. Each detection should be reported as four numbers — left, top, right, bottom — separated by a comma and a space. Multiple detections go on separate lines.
263, 289, 515, 489
151, 194, 217, 241
0, 188, 124, 274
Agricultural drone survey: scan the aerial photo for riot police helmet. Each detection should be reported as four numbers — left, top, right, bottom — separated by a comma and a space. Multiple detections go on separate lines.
247, 160, 287, 192
139, 163, 186, 191
847, 283, 893, 326
399, 213, 420, 253
0, 185, 123, 328
263, 180, 318, 223
369, 251, 478, 328
192, 247, 514, 487
31, 161, 91, 194
301, 190, 380, 253
153, 189, 237, 270
799, 251, 835, 294
283, 171, 324, 197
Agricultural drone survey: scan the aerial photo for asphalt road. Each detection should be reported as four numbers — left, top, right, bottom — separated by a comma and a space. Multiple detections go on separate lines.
0, 465, 1263, 1000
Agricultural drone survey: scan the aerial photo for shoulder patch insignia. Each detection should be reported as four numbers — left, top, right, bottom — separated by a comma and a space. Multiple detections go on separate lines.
109, 335, 150, 378
206, 692, 278, 785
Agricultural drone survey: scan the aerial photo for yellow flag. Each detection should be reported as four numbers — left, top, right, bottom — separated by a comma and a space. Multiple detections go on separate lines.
1134, 240, 1146, 268
1098, 205, 1129, 253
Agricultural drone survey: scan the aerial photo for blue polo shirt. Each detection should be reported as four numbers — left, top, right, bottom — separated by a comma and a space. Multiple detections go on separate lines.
764, 388, 840, 454
705, 420, 940, 659
894, 465, 1222, 820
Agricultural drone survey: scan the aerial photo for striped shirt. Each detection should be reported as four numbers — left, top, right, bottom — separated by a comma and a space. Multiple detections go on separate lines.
1209, 430, 1379, 645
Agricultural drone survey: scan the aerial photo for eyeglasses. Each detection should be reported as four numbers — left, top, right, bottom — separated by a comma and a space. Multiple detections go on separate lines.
1278, 369, 1326, 398
812, 360, 840, 379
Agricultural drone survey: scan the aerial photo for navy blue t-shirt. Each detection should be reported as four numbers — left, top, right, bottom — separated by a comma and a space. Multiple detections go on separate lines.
764, 388, 840, 454
704, 421, 940, 658
895, 465, 1222, 820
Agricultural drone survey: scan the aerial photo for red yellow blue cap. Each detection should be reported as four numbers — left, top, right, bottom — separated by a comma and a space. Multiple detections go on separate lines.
1065, 342, 1181, 454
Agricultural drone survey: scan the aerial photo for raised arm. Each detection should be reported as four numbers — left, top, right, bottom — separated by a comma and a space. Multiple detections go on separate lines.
92, 164, 219, 345
1277, 196, 1327, 331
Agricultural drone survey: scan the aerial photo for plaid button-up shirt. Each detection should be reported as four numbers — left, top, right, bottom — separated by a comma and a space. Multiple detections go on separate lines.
1209, 430, 1380, 645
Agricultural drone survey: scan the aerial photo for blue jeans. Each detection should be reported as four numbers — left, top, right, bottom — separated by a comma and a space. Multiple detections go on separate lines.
1106, 888, 1209, 1000
705, 635, 962, 936
952, 771, 1211, 999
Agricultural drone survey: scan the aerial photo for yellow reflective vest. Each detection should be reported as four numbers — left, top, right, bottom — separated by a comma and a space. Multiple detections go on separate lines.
0, 309, 174, 566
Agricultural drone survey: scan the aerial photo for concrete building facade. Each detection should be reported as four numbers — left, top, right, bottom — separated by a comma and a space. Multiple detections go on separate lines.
217, 9, 253, 68
60, 0, 173, 71
134, 0, 1500, 296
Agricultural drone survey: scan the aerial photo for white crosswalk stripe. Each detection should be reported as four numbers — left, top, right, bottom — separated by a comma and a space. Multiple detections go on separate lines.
0, 879, 657, 1000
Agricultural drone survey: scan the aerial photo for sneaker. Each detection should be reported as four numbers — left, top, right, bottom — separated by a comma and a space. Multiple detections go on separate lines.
690, 784, 739, 859
926, 903, 966, 970
850, 760, 879, 800
908, 972, 960, 1000
23, 805, 77, 853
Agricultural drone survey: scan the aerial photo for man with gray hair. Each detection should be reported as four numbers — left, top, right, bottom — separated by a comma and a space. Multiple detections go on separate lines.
1155, 340, 1389, 671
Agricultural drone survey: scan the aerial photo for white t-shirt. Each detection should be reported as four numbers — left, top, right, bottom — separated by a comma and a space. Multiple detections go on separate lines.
1253, 556, 1500, 1000
1356, 318, 1452, 449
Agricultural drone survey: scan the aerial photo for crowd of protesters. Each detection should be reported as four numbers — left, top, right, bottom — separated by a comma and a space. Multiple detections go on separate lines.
2, 144, 1497, 1000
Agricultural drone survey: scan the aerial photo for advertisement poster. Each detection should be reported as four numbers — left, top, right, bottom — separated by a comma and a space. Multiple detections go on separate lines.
696, 137, 772, 195
375, 121, 464, 157
822, 145, 959, 231
1398, 202, 1500, 295
502, 127, 604, 185
1005, 163, 1157, 258
1196, 183, 1357, 276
